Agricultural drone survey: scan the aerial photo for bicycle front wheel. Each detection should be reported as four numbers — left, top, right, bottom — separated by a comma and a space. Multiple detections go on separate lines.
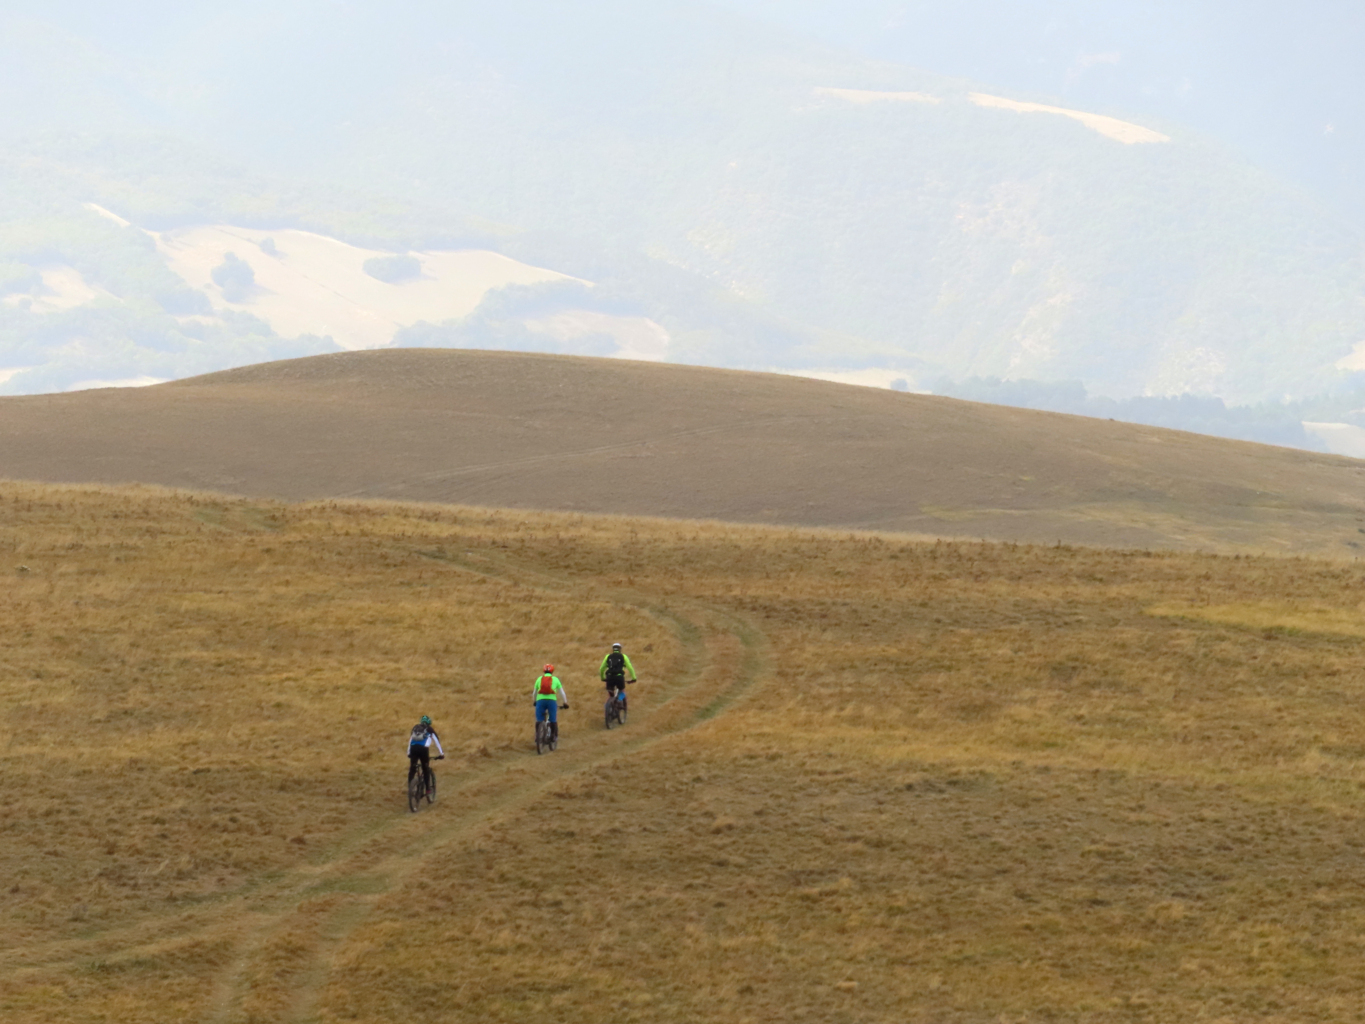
426, 770, 437, 804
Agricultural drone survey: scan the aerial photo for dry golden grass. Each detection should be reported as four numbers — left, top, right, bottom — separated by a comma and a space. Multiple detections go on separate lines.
3, 349, 1364, 556
3, 482, 1365, 1022
1149, 600, 1365, 640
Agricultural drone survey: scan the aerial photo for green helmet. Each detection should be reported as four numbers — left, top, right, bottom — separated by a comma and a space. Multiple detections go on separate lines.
420, 715, 431, 725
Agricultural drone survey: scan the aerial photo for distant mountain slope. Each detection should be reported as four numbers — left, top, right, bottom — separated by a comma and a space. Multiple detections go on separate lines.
720, 0, 1365, 233
0, 1, 1362, 404
0, 350, 1361, 555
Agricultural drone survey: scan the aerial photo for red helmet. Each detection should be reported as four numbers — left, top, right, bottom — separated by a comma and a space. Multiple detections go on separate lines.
543, 664, 554, 673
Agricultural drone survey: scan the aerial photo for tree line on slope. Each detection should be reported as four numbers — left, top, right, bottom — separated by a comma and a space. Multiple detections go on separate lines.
932, 375, 1365, 451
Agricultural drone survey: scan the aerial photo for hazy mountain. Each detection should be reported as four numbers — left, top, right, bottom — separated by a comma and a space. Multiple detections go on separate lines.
717, 1, 1365, 231
1, 0, 1362, 421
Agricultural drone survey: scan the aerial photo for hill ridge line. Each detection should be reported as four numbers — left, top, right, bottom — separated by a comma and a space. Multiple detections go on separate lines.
1, 350, 1362, 557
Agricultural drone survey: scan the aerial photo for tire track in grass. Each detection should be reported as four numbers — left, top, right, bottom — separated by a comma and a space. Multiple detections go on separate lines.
0, 544, 767, 1022
204, 548, 769, 1024
281, 607, 766, 1024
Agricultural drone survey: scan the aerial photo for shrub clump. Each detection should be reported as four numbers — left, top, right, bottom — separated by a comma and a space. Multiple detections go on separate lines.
210, 253, 255, 302
363, 254, 421, 283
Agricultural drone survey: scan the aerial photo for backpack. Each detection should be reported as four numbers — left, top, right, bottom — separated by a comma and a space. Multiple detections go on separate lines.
604, 650, 625, 680
409, 723, 429, 745
538, 673, 556, 695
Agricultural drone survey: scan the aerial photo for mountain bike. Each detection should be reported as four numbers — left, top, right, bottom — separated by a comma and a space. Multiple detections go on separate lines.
407, 756, 441, 813
604, 687, 627, 729
535, 704, 565, 754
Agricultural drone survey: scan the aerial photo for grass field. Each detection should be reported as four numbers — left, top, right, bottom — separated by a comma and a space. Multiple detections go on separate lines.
3, 350, 1364, 556
3, 482, 1365, 1022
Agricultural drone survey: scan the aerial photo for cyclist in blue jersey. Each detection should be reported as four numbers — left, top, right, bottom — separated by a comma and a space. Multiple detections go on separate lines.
532, 664, 570, 743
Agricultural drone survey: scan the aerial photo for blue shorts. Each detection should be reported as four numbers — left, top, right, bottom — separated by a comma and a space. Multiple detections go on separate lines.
535, 700, 558, 723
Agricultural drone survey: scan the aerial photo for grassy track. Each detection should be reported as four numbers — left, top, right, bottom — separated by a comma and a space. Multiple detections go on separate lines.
0, 488, 770, 1022
210, 583, 767, 1023
5, 482, 1365, 1022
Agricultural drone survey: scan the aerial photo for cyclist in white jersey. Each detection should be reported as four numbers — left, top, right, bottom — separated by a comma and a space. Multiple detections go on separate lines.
407, 715, 445, 793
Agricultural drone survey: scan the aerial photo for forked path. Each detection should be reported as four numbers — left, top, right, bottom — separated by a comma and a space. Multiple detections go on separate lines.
205, 547, 770, 1024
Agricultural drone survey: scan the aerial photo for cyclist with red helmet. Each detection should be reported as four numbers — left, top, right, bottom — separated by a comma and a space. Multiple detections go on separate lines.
531, 664, 570, 743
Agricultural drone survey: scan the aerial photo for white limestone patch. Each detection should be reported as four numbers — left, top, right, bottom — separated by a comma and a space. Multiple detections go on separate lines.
83, 202, 132, 228
969, 93, 1170, 144
2, 265, 111, 313
154, 225, 572, 350
1337, 340, 1365, 371
65, 376, 168, 392
1303, 422, 1365, 460
524, 309, 671, 362
782, 368, 921, 391
815, 86, 1170, 145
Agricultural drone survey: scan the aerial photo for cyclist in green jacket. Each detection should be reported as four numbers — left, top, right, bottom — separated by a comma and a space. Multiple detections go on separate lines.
599, 642, 637, 713
532, 664, 569, 742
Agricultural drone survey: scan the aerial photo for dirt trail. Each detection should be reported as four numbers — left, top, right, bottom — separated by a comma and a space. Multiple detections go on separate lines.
6, 540, 769, 1024
0, 543, 767, 1019
210, 547, 768, 1023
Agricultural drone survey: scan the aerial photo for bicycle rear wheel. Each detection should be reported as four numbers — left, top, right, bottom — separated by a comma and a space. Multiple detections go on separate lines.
535, 721, 546, 754
604, 699, 615, 730
407, 771, 423, 813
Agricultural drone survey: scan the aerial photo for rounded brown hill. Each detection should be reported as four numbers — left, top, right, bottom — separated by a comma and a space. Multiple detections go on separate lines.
1, 349, 1362, 553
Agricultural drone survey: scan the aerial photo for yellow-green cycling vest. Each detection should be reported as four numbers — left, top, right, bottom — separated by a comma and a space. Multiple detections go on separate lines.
534, 674, 564, 701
